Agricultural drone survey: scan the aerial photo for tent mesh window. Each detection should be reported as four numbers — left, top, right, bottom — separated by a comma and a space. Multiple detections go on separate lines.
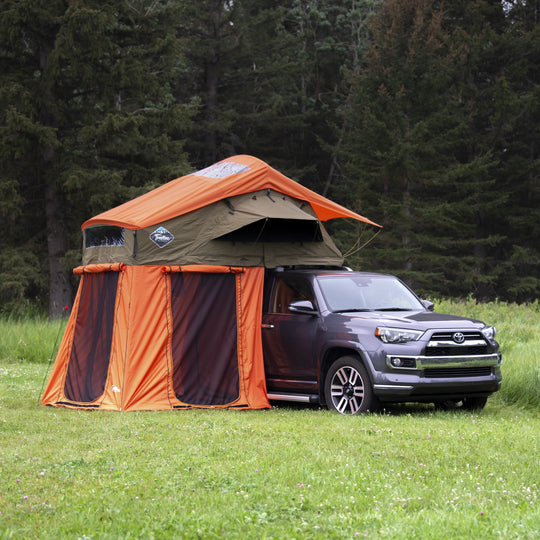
85, 226, 125, 248
64, 271, 118, 403
170, 272, 239, 406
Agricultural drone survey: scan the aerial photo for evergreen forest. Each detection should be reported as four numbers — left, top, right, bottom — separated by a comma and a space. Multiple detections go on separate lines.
1, 0, 538, 317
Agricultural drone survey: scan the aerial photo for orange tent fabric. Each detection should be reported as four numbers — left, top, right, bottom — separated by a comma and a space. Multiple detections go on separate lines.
41, 264, 269, 411
83, 154, 380, 230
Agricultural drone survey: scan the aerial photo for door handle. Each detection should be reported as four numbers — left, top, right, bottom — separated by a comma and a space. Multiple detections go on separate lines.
261, 323, 275, 329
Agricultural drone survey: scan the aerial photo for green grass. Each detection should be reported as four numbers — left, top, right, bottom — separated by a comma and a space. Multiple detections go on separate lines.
1, 301, 539, 538
435, 298, 540, 409
0, 315, 67, 364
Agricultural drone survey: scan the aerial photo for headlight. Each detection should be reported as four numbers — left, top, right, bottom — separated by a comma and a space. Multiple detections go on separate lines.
375, 327, 424, 343
481, 325, 497, 340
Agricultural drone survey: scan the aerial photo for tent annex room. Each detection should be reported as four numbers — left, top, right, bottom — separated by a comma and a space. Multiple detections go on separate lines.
41, 155, 379, 411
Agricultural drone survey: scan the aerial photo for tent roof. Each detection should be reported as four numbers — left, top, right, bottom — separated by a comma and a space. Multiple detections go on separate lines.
82, 155, 380, 230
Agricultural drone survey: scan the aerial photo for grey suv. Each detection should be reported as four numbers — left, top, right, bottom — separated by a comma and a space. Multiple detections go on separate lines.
262, 268, 502, 414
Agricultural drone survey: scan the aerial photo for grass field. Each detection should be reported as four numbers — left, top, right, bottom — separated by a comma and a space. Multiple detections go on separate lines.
0, 300, 539, 539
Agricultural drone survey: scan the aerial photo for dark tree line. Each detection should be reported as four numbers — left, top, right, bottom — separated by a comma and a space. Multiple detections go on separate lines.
339, 0, 539, 301
0, 0, 538, 317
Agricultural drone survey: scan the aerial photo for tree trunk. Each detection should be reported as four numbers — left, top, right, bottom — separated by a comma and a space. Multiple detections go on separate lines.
402, 178, 413, 272
205, 43, 218, 164
204, 4, 223, 164
45, 178, 71, 318
39, 31, 72, 318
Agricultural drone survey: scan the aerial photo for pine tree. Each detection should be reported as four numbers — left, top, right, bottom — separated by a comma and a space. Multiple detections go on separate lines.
340, 0, 471, 292
491, 0, 540, 301
173, 0, 240, 166
0, 1, 195, 316
231, 0, 382, 189
338, 0, 525, 300
176, 0, 381, 188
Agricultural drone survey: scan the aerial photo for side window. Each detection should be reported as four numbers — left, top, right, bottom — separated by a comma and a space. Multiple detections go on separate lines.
271, 277, 316, 314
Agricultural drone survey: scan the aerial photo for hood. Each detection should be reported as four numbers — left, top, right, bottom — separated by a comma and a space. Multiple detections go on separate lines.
337, 310, 486, 330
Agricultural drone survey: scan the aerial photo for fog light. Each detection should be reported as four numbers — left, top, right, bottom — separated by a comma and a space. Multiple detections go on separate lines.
388, 356, 417, 369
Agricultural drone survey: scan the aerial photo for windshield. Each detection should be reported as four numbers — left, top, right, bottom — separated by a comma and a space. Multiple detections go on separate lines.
317, 274, 425, 312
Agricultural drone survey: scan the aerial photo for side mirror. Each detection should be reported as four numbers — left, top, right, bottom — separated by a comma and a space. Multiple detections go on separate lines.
288, 300, 317, 315
421, 300, 435, 312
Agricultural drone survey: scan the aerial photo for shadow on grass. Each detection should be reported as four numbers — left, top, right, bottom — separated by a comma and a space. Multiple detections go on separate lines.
269, 400, 438, 416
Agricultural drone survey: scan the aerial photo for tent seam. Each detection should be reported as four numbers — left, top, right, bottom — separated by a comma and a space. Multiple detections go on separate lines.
235, 270, 246, 407
120, 266, 132, 411
164, 270, 175, 409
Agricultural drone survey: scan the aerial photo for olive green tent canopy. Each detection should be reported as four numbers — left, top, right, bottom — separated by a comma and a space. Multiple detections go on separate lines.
82, 155, 380, 268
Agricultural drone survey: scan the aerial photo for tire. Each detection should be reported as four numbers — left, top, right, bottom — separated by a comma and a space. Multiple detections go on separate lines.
462, 396, 488, 410
435, 396, 488, 411
324, 356, 378, 415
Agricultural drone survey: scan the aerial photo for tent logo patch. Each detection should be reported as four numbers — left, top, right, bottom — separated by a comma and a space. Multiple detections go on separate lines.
150, 226, 174, 248
193, 162, 250, 179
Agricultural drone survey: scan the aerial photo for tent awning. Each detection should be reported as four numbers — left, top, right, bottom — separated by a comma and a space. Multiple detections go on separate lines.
82, 155, 381, 230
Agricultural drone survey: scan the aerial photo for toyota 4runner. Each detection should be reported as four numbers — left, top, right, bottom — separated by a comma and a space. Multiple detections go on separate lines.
262, 267, 502, 414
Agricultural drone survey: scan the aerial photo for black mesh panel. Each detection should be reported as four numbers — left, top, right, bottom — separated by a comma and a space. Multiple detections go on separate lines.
170, 272, 239, 405
64, 272, 118, 402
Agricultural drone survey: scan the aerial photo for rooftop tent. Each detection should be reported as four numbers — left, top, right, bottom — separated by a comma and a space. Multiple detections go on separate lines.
82, 154, 377, 229
81, 189, 342, 268
80, 155, 379, 268
41, 155, 380, 411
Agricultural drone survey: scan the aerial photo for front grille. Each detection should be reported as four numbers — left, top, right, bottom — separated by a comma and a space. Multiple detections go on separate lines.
425, 345, 488, 356
431, 331, 483, 340
424, 367, 492, 378
425, 331, 488, 357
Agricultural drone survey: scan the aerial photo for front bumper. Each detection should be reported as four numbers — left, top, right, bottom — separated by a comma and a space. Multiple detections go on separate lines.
372, 352, 502, 402
386, 352, 501, 370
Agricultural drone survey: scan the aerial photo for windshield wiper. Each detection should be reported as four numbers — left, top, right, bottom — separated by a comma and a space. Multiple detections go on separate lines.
374, 307, 414, 311
333, 308, 373, 313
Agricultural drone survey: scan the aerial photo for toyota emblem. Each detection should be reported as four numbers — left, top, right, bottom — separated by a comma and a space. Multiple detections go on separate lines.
453, 332, 465, 344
